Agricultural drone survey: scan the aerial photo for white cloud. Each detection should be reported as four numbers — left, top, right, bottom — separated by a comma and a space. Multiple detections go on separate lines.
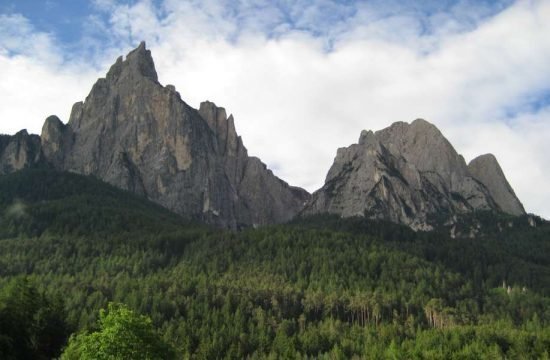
0, 14, 60, 64
0, 14, 103, 134
0, 0, 549, 218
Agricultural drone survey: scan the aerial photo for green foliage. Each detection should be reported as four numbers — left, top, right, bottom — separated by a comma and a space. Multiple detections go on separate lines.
0, 169, 194, 238
293, 213, 550, 296
0, 278, 69, 360
0, 169, 550, 358
61, 303, 175, 360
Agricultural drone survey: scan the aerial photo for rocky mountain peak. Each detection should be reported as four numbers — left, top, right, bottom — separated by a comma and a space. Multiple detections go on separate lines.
374, 119, 467, 180
199, 101, 229, 138
41, 115, 69, 167
41, 115, 65, 144
468, 154, 525, 216
1, 42, 528, 230
106, 41, 158, 83
199, 101, 242, 157
0, 129, 42, 175
31, 42, 309, 228
303, 119, 523, 230
358, 130, 375, 145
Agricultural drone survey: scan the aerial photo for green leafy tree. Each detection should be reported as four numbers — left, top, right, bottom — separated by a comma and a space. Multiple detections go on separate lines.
61, 303, 175, 360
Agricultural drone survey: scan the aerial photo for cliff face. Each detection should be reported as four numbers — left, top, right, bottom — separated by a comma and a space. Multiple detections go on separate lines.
303, 119, 524, 230
1, 42, 528, 229
468, 154, 525, 216
40, 42, 309, 228
0, 130, 42, 175
198, 101, 310, 226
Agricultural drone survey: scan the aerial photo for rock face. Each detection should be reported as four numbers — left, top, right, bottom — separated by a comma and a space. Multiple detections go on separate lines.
1, 43, 528, 229
303, 119, 525, 230
468, 154, 525, 216
0, 130, 42, 175
40, 42, 309, 228
198, 101, 310, 226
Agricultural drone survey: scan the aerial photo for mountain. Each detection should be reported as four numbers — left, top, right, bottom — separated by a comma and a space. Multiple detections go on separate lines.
0, 130, 42, 175
1, 42, 549, 359
35, 42, 309, 228
0, 43, 530, 230
302, 119, 525, 230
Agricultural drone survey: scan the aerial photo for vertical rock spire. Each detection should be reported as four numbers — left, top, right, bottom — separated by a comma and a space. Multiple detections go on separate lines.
37, 42, 310, 228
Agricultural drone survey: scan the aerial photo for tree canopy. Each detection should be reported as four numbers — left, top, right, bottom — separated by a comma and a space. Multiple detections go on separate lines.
0, 278, 69, 360
61, 303, 175, 360
0, 169, 549, 358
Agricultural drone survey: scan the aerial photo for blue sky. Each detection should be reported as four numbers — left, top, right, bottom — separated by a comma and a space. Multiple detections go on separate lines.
0, 1, 95, 43
1, 0, 550, 218
0, 0, 516, 55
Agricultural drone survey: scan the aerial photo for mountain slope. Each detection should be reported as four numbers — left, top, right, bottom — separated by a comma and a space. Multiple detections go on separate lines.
303, 119, 525, 230
32, 42, 309, 228
0, 169, 192, 239
0, 173, 549, 357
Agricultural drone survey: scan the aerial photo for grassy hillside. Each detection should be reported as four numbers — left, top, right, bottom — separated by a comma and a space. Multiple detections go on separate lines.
0, 169, 549, 358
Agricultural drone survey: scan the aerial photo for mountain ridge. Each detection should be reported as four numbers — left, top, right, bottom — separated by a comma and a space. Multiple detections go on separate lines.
302, 118, 525, 230
36, 41, 310, 229
0, 42, 528, 230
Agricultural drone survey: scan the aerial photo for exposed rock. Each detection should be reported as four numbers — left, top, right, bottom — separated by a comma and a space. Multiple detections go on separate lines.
41, 115, 70, 167
303, 119, 521, 230
199, 101, 310, 226
2, 42, 527, 229
468, 154, 525, 216
40, 42, 309, 228
0, 130, 42, 175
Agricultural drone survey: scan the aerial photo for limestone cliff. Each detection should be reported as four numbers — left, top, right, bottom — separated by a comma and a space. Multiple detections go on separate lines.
40, 42, 309, 228
0, 130, 42, 175
1, 43, 527, 229
303, 119, 524, 230
468, 154, 525, 216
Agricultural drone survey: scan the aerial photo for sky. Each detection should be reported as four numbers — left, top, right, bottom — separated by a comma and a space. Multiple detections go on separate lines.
1, 0, 550, 218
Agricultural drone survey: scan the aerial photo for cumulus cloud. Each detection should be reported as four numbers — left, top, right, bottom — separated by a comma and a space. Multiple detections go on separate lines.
0, 13, 103, 134
0, 0, 549, 217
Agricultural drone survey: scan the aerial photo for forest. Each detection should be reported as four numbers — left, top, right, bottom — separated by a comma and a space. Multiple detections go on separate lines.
0, 169, 549, 359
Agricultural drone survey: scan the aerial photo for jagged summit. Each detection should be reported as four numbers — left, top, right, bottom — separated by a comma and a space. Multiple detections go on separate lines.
6, 42, 309, 228
303, 119, 524, 230
106, 41, 158, 82
0, 42, 529, 230
374, 118, 469, 181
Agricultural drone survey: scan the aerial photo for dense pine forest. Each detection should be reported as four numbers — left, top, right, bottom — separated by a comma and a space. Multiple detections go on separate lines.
1, 169, 550, 359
